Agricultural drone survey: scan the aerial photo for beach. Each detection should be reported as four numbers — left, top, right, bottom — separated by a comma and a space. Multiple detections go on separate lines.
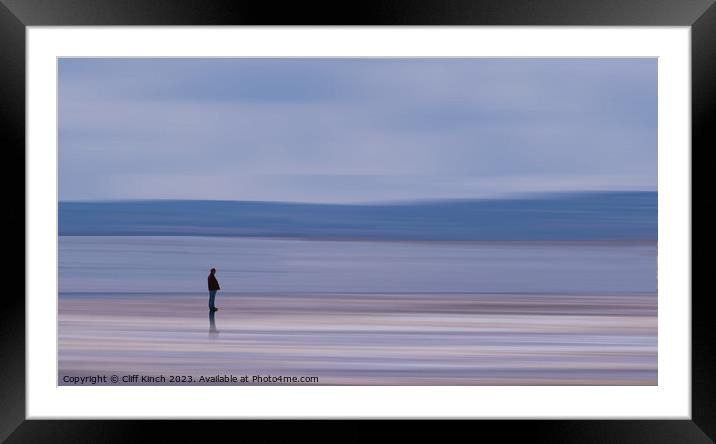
59, 236, 657, 385
59, 291, 656, 385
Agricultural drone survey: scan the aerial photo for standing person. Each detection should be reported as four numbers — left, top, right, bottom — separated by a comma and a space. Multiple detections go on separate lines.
208, 268, 220, 311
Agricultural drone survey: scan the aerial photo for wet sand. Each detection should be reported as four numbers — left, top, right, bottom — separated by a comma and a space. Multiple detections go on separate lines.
58, 292, 657, 385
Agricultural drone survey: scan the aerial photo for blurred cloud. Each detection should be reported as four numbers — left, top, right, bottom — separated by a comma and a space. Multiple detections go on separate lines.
59, 58, 657, 202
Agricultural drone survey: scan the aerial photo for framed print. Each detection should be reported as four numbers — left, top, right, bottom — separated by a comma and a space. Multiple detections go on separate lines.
5, 0, 709, 441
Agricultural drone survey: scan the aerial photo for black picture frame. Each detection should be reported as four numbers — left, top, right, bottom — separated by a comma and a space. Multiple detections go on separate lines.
4, 0, 709, 442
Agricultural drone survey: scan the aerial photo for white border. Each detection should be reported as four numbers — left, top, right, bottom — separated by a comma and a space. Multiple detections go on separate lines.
26, 27, 691, 419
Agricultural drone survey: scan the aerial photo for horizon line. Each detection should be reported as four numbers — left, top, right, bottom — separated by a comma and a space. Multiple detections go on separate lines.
58, 189, 658, 206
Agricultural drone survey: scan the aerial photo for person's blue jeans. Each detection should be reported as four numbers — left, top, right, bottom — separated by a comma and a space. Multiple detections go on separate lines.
208, 290, 217, 309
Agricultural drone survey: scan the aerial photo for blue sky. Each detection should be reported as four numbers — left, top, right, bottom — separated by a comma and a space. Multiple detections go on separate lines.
59, 58, 657, 203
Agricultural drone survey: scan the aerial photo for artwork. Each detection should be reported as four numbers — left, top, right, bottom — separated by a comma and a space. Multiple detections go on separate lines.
58, 58, 657, 386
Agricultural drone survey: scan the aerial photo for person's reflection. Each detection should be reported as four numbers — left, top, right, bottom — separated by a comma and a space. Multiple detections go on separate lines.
209, 309, 219, 337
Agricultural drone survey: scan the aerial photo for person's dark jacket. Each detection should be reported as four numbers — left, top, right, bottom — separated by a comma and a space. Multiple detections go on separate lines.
208, 274, 220, 291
